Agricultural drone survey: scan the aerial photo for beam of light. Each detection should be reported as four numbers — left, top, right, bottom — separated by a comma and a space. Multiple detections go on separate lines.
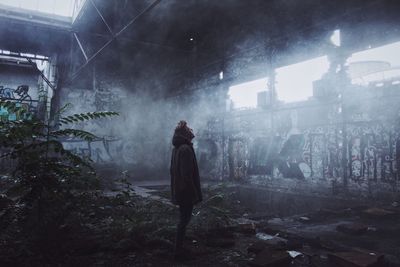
275, 56, 330, 103
0, 0, 75, 17
228, 77, 269, 109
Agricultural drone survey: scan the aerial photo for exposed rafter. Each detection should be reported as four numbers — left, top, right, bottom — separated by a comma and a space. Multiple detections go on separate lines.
0, 3, 71, 31
90, 0, 113, 36
67, 0, 163, 84
73, 33, 89, 62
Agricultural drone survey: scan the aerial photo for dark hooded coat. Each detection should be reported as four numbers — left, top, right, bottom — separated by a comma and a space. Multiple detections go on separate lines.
170, 133, 202, 206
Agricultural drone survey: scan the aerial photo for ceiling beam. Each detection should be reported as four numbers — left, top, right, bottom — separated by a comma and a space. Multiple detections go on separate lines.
0, 4, 71, 31
90, 0, 113, 36
67, 0, 163, 84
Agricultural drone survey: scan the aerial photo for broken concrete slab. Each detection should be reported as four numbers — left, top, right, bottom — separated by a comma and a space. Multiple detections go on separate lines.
256, 233, 287, 244
233, 218, 257, 235
336, 223, 369, 235
362, 208, 396, 219
287, 250, 302, 258
254, 233, 288, 250
298, 216, 311, 223
247, 212, 275, 221
248, 249, 291, 267
257, 225, 282, 236
267, 218, 285, 225
328, 251, 384, 267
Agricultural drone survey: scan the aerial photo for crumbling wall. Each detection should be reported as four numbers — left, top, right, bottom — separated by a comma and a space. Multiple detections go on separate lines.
204, 83, 400, 200
59, 69, 224, 179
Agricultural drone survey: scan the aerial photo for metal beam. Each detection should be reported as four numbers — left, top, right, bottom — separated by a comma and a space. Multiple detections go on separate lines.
68, 0, 163, 83
26, 58, 57, 92
73, 32, 89, 62
90, 0, 113, 36
0, 52, 49, 61
72, 0, 89, 23
88, 32, 194, 53
0, 4, 72, 31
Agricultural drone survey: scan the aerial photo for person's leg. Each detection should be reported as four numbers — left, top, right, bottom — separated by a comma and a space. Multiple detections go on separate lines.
175, 202, 193, 253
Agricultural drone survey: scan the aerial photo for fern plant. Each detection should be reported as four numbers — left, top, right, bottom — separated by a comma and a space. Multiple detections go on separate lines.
0, 100, 119, 227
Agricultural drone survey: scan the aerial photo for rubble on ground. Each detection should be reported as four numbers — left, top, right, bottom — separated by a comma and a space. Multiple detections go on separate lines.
1, 182, 400, 266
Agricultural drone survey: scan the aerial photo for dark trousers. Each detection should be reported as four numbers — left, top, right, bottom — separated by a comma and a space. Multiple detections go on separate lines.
175, 202, 193, 252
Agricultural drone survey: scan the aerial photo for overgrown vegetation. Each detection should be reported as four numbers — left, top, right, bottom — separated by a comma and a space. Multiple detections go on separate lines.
0, 101, 119, 265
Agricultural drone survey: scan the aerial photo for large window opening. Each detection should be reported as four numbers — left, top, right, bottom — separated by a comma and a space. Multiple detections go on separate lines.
275, 56, 330, 103
228, 77, 269, 109
347, 41, 400, 86
0, 0, 76, 17
227, 41, 400, 108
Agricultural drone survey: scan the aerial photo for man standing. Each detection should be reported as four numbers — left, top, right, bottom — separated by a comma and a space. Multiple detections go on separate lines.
170, 120, 202, 260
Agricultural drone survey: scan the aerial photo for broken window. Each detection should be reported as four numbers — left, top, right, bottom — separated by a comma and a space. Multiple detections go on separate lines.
275, 56, 330, 103
347, 41, 400, 86
228, 77, 269, 109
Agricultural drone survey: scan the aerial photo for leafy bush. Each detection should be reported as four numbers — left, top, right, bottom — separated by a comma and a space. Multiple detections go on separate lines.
0, 100, 119, 229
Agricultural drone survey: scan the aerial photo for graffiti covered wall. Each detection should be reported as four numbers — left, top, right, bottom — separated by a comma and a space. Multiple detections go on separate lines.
196, 83, 400, 199
0, 65, 41, 120
60, 78, 177, 178
60, 65, 400, 200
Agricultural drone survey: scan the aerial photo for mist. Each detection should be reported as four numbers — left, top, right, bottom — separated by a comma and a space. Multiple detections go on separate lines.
1, 0, 400, 266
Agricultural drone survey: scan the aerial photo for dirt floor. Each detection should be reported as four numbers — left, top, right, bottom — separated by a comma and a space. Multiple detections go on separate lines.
1, 179, 400, 266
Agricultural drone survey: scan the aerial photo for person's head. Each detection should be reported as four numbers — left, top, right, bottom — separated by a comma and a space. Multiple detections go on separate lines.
174, 120, 195, 141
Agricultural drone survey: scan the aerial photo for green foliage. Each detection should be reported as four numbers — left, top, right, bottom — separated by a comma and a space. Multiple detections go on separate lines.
51, 129, 98, 141
0, 101, 24, 114
58, 111, 119, 125
0, 100, 119, 229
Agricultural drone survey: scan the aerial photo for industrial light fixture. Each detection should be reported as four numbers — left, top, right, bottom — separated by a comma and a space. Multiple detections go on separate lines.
330, 29, 341, 47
